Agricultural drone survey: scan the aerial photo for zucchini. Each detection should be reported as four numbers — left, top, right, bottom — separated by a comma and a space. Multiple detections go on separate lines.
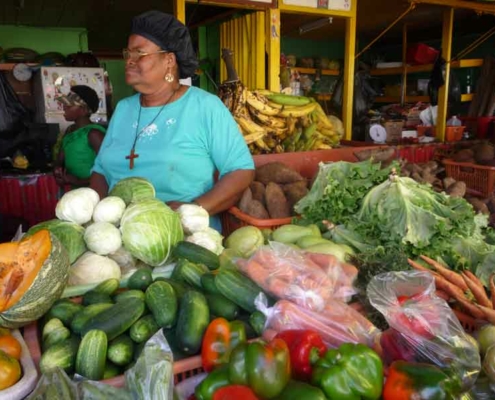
103, 361, 121, 379
82, 291, 113, 306
71, 303, 114, 334
92, 278, 120, 295
206, 294, 240, 321
39, 336, 80, 374
128, 269, 153, 291
114, 289, 145, 303
145, 281, 178, 328
201, 273, 222, 295
76, 329, 108, 380
130, 314, 160, 343
46, 300, 84, 326
215, 269, 264, 313
172, 259, 208, 289
107, 334, 134, 367
176, 291, 210, 355
81, 298, 146, 340
173, 241, 220, 270
163, 328, 189, 361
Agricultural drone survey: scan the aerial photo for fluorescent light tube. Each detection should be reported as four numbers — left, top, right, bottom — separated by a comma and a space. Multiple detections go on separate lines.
299, 17, 333, 35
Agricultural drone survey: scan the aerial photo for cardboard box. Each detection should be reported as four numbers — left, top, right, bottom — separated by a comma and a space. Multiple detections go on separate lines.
385, 120, 404, 142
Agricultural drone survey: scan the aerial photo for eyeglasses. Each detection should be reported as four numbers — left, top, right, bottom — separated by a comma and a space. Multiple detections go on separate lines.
122, 49, 168, 61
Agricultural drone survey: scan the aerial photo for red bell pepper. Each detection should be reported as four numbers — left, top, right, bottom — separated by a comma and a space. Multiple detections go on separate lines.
202, 318, 246, 372
212, 385, 259, 400
274, 330, 326, 381
395, 295, 434, 339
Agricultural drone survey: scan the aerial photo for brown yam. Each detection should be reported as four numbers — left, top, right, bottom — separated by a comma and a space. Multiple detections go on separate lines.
474, 144, 495, 164
411, 172, 425, 184
238, 187, 253, 213
446, 181, 467, 198
255, 162, 304, 185
443, 177, 456, 190
487, 197, 495, 214
265, 182, 291, 219
424, 161, 439, 171
283, 181, 309, 211
354, 148, 395, 163
250, 181, 266, 205
468, 197, 490, 215
453, 149, 474, 162
245, 200, 270, 219
421, 170, 437, 185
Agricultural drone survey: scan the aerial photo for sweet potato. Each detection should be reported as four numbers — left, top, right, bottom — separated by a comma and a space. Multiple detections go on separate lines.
238, 187, 253, 213
443, 177, 456, 190
474, 143, 495, 164
283, 181, 309, 210
453, 149, 474, 162
245, 200, 270, 219
467, 197, 490, 215
446, 181, 467, 198
265, 182, 291, 219
255, 162, 304, 184
250, 181, 266, 204
354, 148, 395, 163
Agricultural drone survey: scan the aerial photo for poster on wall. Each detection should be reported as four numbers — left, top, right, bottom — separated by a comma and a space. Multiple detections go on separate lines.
282, 0, 351, 11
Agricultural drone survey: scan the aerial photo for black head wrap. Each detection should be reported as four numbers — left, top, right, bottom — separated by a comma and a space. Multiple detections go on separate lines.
131, 10, 198, 79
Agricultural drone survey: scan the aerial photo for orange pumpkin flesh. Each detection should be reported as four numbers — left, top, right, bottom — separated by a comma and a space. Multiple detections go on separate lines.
0, 230, 51, 312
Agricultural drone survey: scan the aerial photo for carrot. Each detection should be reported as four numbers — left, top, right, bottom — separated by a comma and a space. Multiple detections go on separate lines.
464, 270, 484, 291
476, 304, 495, 325
452, 309, 477, 332
461, 273, 492, 309
490, 274, 495, 310
456, 297, 486, 320
435, 290, 450, 301
419, 255, 468, 292
407, 259, 439, 277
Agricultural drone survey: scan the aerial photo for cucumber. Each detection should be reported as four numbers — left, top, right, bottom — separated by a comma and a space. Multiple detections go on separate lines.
46, 300, 84, 326
173, 241, 220, 270
82, 291, 113, 306
249, 311, 266, 336
172, 259, 208, 289
145, 281, 178, 328
176, 291, 210, 355
215, 269, 264, 313
154, 278, 190, 299
39, 336, 80, 374
81, 298, 146, 340
133, 341, 146, 362
42, 318, 64, 342
114, 289, 145, 303
201, 273, 221, 295
107, 334, 134, 367
163, 328, 190, 361
130, 314, 160, 343
103, 361, 121, 379
92, 278, 120, 295
206, 294, 240, 321
71, 303, 114, 335
43, 326, 71, 350
76, 329, 108, 380
128, 269, 153, 291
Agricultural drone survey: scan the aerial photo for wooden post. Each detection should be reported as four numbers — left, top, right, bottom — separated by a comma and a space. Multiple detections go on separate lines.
266, 7, 280, 91
436, 8, 454, 142
174, 0, 186, 24
343, 3, 357, 141
401, 24, 408, 107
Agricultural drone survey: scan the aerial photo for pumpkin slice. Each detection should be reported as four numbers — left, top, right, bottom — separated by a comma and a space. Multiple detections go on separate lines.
0, 230, 70, 328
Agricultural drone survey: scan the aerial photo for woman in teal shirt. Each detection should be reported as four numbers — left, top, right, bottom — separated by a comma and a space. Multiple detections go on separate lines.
55, 85, 105, 187
90, 11, 254, 229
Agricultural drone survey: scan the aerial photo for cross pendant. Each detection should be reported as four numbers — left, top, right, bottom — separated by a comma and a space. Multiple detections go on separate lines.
126, 148, 139, 169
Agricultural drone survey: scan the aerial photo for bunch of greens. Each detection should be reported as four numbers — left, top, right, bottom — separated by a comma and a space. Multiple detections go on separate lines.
295, 159, 398, 225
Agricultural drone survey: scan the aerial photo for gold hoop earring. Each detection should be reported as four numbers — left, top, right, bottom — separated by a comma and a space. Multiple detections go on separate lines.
164, 73, 174, 83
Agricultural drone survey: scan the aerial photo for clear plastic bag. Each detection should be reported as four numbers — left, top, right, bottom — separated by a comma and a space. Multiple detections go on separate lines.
237, 242, 357, 311
368, 271, 481, 394
256, 294, 380, 349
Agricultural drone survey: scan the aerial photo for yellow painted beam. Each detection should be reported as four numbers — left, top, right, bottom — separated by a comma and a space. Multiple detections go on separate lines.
279, 3, 354, 18
266, 7, 280, 91
411, 0, 495, 14
174, 0, 186, 24
256, 12, 266, 89
436, 8, 454, 142
185, 0, 272, 10
342, 2, 357, 140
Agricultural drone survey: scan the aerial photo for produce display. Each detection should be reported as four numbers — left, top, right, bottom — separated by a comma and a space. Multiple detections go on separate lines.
4, 146, 495, 399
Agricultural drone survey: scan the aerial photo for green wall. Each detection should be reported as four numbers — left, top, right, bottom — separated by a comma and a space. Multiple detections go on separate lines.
99, 60, 135, 107
281, 37, 344, 60
0, 25, 88, 55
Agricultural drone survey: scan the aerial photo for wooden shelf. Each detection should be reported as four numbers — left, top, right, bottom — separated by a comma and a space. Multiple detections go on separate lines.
0, 63, 39, 71
370, 58, 483, 76
316, 94, 332, 101
292, 67, 340, 76
374, 93, 474, 103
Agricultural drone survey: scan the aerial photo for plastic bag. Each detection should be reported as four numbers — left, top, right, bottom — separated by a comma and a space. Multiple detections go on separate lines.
237, 242, 357, 311
173, 373, 207, 400
0, 73, 30, 135
256, 294, 380, 349
368, 271, 481, 393
125, 329, 174, 400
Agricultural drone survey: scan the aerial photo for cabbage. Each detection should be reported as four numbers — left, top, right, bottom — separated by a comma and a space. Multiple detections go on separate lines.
177, 204, 209, 234
120, 199, 184, 266
84, 221, 122, 255
27, 219, 86, 264
109, 177, 155, 206
186, 228, 224, 255
68, 251, 121, 285
225, 226, 264, 258
56, 188, 100, 225
93, 196, 126, 226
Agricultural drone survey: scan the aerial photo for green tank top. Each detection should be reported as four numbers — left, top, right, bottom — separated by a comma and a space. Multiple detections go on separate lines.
62, 124, 106, 179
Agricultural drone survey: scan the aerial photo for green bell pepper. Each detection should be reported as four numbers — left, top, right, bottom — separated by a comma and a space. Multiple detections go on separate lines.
311, 343, 383, 400
228, 338, 290, 399
273, 380, 327, 400
195, 366, 231, 400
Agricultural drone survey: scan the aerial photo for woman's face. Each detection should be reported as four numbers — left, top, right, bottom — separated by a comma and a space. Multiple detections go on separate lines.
63, 105, 86, 121
125, 34, 171, 93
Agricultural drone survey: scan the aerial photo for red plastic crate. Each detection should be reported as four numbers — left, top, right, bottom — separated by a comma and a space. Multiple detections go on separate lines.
443, 159, 495, 197
407, 43, 439, 65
